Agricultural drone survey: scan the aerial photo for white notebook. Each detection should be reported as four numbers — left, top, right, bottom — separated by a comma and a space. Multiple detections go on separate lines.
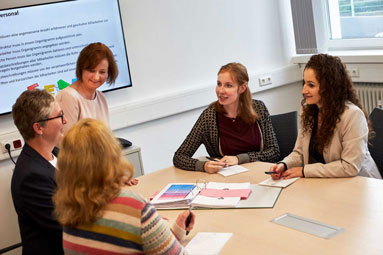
258, 177, 299, 188
217, 165, 248, 176
186, 232, 232, 255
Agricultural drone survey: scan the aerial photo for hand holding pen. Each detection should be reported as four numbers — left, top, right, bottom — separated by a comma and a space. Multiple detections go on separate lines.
175, 210, 195, 236
185, 207, 193, 235
204, 156, 226, 174
267, 163, 285, 180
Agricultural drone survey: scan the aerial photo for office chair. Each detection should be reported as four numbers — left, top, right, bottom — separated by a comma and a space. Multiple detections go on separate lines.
270, 111, 298, 161
369, 107, 383, 177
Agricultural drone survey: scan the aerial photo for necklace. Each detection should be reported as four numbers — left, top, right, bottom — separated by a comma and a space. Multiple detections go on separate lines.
230, 117, 236, 122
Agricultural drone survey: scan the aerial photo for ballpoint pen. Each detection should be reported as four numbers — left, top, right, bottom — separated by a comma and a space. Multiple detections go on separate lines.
206, 156, 220, 162
264, 171, 277, 174
185, 205, 192, 235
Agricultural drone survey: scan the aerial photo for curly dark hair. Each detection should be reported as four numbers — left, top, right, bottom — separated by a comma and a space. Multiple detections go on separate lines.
301, 54, 368, 152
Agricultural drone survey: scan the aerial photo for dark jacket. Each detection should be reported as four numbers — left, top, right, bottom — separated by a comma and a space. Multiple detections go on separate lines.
11, 143, 63, 255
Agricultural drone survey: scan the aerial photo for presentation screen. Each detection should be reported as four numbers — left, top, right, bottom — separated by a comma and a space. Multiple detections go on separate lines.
0, 0, 131, 115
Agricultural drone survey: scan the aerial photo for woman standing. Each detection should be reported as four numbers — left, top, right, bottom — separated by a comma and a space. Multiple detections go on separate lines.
56, 43, 138, 185
54, 119, 195, 254
173, 62, 279, 173
56, 42, 118, 133
270, 54, 381, 179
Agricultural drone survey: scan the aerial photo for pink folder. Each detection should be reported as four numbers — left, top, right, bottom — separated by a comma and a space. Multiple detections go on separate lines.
200, 188, 252, 199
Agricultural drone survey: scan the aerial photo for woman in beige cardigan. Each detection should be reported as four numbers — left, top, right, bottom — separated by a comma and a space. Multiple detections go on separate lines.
270, 54, 381, 179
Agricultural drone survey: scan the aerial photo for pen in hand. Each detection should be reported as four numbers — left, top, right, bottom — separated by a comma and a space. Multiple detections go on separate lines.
206, 156, 220, 162
264, 171, 277, 175
185, 209, 192, 235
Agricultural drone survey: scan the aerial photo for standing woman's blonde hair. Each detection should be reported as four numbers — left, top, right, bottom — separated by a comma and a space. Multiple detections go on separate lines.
213, 62, 258, 123
54, 118, 133, 227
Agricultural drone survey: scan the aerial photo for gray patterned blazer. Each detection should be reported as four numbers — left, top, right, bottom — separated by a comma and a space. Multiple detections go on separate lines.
173, 99, 280, 171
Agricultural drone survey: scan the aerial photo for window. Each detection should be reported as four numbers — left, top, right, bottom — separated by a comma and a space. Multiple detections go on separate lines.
329, 0, 383, 39
290, 0, 383, 53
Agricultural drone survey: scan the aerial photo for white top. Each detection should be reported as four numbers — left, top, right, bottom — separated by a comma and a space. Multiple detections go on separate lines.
56, 86, 110, 133
49, 154, 57, 167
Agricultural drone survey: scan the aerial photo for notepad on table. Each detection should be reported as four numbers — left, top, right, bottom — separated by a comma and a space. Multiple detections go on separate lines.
217, 165, 248, 176
258, 177, 299, 188
185, 232, 232, 255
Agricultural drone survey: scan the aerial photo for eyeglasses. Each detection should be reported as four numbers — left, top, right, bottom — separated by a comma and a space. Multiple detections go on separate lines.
36, 111, 64, 123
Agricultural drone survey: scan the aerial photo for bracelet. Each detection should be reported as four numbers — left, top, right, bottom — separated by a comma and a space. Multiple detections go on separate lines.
302, 166, 305, 178
277, 161, 288, 171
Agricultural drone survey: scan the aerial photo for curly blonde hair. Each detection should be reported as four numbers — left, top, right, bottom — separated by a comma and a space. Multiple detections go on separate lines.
53, 118, 133, 227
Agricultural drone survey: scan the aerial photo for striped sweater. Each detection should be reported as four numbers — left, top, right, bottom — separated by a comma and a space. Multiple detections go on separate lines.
63, 188, 187, 254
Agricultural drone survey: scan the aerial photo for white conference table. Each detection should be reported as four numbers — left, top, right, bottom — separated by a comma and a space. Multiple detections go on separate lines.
129, 162, 383, 255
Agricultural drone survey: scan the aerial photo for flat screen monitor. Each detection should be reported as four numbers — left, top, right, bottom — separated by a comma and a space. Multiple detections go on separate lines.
0, 0, 131, 115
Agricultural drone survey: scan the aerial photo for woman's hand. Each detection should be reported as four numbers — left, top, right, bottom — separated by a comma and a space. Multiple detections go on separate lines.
280, 167, 303, 179
204, 160, 225, 174
176, 210, 195, 231
126, 178, 139, 186
221, 156, 238, 166
121, 176, 139, 186
270, 163, 285, 180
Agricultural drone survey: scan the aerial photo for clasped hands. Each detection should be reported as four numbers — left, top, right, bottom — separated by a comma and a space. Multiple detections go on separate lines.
204, 155, 238, 174
269, 163, 303, 180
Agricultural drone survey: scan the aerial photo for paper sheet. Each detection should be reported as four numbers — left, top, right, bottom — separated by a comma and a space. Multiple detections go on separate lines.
191, 195, 240, 208
185, 232, 232, 255
217, 165, 248, 176
206, 182, 250, 189
199, 188, 252, 199
258, 177, 299, 188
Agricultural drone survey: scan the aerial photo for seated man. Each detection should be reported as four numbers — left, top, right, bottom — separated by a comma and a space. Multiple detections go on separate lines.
11, 89, 66, 255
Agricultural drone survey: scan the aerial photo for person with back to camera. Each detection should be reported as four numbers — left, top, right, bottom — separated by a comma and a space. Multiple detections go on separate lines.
270, 54, 382, 180
11, 89, 66, 255
53, 118, 195, 254
56, 42, 138, 185
173, 62, 280, 173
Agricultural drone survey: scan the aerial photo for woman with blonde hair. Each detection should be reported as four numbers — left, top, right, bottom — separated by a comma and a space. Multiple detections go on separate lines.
54, 119, 195, 254
173, 62, 279, 173
270, 54, 381, 179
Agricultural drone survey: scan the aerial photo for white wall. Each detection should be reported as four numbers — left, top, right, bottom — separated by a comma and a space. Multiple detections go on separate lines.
0, 0, 302, 252
114, 82, 302, 174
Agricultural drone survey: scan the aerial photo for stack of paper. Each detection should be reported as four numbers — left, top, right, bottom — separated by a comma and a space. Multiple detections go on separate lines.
191, 196, 240, 208
190, 182, 250, 208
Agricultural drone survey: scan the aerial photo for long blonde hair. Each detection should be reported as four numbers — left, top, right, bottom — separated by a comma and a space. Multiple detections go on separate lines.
53, 118, 133, 227
213, 62, 258, 123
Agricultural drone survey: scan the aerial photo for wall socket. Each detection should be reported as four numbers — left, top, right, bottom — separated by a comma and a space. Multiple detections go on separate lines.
259, 75, 272, 86
348, 67, 360, 77
1, 139, 23, 153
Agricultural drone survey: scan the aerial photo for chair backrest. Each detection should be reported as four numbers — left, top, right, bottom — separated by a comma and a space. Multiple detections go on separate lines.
369, 107, 383, 177
270, 111, 298, 161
